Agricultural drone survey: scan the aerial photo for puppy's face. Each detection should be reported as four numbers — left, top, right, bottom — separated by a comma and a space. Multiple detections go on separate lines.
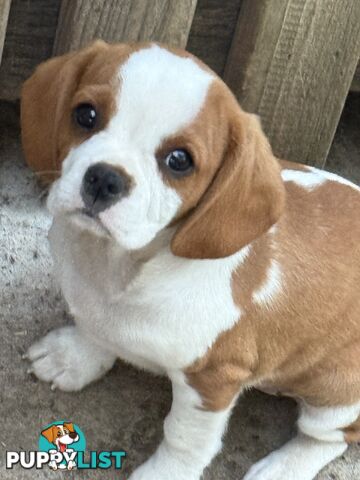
41, 423, 79, 451
22, 41, 285, 259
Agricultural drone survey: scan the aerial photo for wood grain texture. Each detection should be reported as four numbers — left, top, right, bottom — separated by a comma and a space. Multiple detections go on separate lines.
0, 0, 11, 65
186, 0, 243, 76
225, 0, 360, 167
53, 0, 198, 55
0, 0, 61, 100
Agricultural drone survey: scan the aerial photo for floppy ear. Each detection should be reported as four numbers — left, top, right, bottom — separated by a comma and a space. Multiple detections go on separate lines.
171, 113, 285, 259
41, 425, 57, 444
63, 422, 75, 432
20, 40, 108, 183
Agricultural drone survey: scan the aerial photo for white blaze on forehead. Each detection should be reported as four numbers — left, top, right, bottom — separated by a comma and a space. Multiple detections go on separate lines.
111, 44, 214, 150
48, 45, 215, 251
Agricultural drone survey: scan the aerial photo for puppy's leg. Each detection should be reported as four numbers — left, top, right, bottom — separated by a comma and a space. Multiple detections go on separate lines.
27, 326, 115, 391
244, 401, 360, 480
129, 371, 236, 480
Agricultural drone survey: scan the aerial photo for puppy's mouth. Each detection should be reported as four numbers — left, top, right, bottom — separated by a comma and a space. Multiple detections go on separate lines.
58, 441, 67, 453
68, 209, 111, 237
82, 208, 98, 219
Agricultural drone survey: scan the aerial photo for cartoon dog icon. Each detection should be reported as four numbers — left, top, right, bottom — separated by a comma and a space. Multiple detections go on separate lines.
41, 422, 79, 470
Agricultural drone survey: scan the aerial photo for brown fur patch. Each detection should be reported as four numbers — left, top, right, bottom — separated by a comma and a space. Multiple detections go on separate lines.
21, 41, 132, 183
343, 414, 360, 443
186, 165, 360, 412
169, 81, 285, 259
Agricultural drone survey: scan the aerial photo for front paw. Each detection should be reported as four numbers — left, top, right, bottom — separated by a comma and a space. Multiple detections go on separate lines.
26, 326, 114, 391
243, 450, 305, 480
243, 454, 286, 480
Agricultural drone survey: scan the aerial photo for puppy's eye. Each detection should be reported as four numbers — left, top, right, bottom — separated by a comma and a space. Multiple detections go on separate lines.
74, 103, 97, 130
57, 431, 62, 437
64, 429, 69, 434
164, 149, 194, 175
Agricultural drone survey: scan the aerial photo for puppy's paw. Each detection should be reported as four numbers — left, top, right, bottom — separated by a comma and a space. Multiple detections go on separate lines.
26, 326, 115, 391
243, 434, 346, 480
243, 452, 292, 480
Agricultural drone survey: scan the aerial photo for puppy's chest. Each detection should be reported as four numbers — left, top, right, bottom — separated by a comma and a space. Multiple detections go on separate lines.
49, 217, 242, 369
49, 217, 139, 314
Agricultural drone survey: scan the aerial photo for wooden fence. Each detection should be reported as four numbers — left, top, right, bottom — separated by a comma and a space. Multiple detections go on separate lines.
0, 0, 359, 168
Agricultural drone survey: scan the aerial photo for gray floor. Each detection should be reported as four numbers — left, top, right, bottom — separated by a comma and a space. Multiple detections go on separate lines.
0, 97, 359, 479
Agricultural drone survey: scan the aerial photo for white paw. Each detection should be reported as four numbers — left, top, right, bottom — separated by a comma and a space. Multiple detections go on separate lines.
243, 435, 346, 480
243, 448, 311, 480
244, 452, 291, 480
26, 326, 115, 391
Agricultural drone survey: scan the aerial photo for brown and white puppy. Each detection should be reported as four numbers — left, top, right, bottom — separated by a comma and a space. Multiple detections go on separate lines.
22, 41, 360, 480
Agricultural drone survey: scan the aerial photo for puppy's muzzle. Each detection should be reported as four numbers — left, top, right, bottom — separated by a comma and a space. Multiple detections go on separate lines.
81, 162, 130, 215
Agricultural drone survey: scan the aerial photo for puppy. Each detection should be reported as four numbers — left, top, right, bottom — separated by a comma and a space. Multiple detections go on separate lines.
41, 422, 79, 470
21, 41, 360, 480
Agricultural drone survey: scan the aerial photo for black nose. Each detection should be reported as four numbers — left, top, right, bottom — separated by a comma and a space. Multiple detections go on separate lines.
81, 163, 129, 214
69, 432, 78, 440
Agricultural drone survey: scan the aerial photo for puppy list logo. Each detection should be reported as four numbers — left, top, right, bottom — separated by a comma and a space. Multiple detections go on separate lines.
6, 421, 126, 471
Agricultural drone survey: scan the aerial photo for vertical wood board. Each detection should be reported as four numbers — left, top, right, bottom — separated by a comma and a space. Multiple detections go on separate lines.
0, 0, 11, 65
187, 0, 243, 76
53, 0, 198, 55
0, 0, 61, 100
225, 0, 360, 167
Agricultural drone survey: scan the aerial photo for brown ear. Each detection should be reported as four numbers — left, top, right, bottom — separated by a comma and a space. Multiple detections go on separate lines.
20, 40, 108, 183
171, 114, 285, 259
63, 422, 74, 432
41, 425, 58, 444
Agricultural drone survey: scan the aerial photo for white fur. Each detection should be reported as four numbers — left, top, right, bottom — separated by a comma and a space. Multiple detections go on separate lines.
129, 371, 235, 480
298, 401, 360, 443
281, 169, 326, 190
47, 44, 214, 250
244, 401, 360, 480
45, 216, 250, 371
282, 166, 360, 193
252, 259, 282, 307
243, 434, 346, 480
307, 166, 360, 192
27, 326, 115, 391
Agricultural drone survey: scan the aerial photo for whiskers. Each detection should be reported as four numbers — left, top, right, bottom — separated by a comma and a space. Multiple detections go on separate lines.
33, 169, 61, 179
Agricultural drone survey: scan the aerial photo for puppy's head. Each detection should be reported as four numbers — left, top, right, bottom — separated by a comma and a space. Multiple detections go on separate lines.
21, 41, 285, 258
41, 422, 79, 450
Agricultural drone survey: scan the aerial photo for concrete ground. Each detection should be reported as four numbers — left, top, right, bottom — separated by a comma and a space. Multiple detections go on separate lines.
0, 96, 359, 479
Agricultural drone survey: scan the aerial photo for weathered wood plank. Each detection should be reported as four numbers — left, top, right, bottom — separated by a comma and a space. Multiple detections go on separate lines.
54, 0, 198, 55
0, 0, 61, 100
187, 0, 243, 76
0, 0, 11, 65
224, 0, 360, 167
350, 61, 360, 92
